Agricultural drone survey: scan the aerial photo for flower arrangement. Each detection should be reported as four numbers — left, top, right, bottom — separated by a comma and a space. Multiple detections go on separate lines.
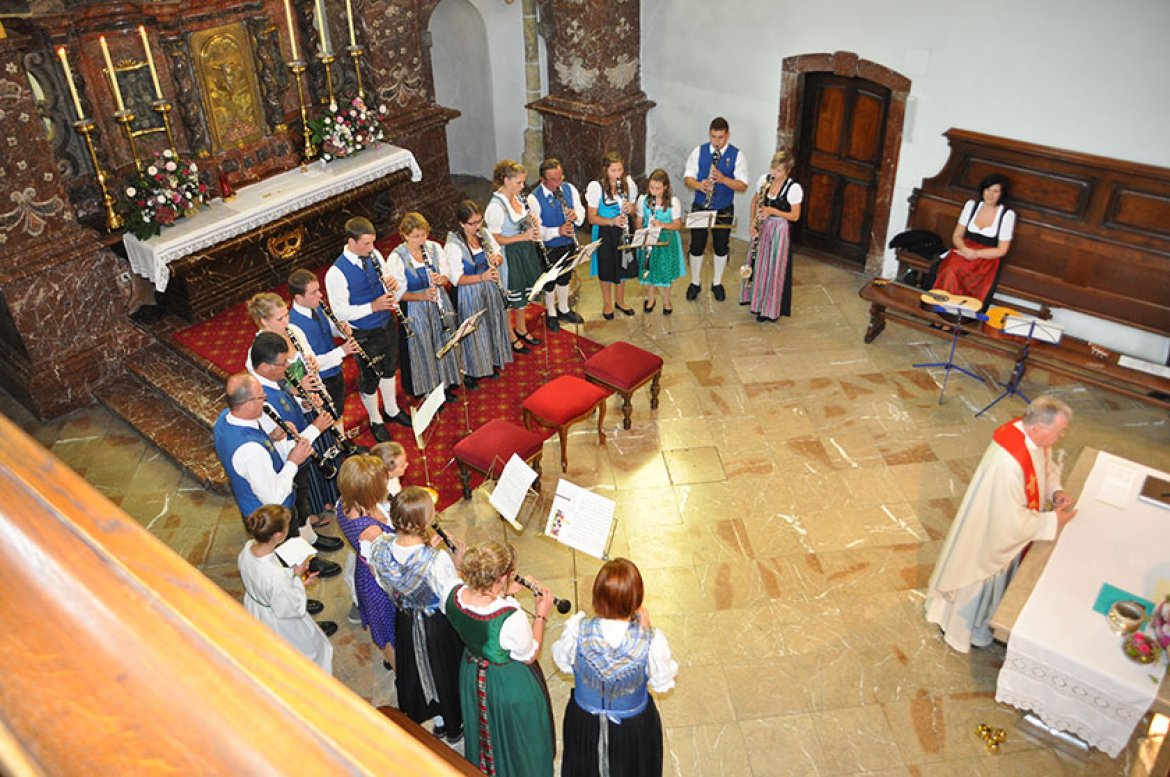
1153, 596, 1170, 651
123, 149, 207, 241
307, 96, 388, 162
1122, 632, 1162, 664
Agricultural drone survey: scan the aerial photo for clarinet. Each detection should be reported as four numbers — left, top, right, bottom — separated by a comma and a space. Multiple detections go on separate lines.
318, 300, 384, 371
550, 185, 581, 251
518, 189, 550, 268
699, 147, 721, 209
262, 404, 340, 480
741, 173, 773, 282
615, 176, 635, 249
473, 225, 511, 307
369, 250, 416, 339
415, 243, 456, 333
284, 334, 341, 422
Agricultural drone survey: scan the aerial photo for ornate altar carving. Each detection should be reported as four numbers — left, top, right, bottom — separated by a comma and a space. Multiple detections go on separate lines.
161, 36, 210, 159
245, 16, 288, 132
191, 23, 265, 152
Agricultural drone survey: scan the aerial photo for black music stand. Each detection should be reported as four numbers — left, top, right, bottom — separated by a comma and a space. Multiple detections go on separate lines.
913, 305, 988, 405
975, 316, 1060, 417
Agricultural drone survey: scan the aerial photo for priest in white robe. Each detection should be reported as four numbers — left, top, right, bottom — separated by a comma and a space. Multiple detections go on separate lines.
925, 396, 1078, 652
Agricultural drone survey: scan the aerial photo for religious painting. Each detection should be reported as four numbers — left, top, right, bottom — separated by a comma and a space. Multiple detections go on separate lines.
191, 23, 265, 152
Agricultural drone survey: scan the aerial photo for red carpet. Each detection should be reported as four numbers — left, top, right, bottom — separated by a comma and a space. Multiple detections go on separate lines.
173, 259, 603, 509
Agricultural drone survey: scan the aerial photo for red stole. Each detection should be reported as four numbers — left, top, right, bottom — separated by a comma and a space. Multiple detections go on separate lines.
992, 419, 1040, 510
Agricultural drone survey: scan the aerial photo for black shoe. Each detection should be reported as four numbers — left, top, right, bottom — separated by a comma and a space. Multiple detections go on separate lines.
712, 284, 726, 301
463, 375, 478, 390
317, 620, 338, 637
614, 304, 635, 317
643, 299, 655, 313
306, 598, 324, 616
519, 331, 541, 346
663, 306, 673, 316
383, 660, 394, 671
388, 411, 412, 428
369, 422, 390, 442
311, 557, 343, 580
433, 723, 446, 739
560, 309, 584, 324
601, 311, 615, 320
445, 389, 459, 403
445, 727, 464, 744
685, 283, 700, 301
512, 339, 531, 353
313, 535, 344, 553
546, 315, 561, 332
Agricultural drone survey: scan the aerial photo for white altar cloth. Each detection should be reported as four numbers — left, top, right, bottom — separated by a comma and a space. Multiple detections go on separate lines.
123, 145, 421, 291
996, 450, 1170, 757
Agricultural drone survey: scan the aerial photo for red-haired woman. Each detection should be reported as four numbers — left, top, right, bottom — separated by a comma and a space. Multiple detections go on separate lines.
552, 558, 677, 777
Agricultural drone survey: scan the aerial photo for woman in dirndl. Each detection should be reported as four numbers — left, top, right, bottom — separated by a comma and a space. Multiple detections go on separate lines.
634, 169, 685, 315
586, 151, 639, 319
740, 149, 803, 322
932, 173, 1015, 307
485, 159, 543, 353
552, 558, 677, 777
444, 541, 555, 776
391, 212, 464, 399
443, 199, 514, 381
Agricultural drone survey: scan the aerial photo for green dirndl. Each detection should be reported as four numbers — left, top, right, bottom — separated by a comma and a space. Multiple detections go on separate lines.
504, 241, 542, 311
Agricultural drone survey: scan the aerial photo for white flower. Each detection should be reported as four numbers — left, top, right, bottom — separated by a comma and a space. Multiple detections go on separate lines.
126, 187, 137, 197
189, 162, 197, 173
162, 149, 173, 158
157, 194, 166, 204
147, 165, 158, 176
166, 161, 177, 171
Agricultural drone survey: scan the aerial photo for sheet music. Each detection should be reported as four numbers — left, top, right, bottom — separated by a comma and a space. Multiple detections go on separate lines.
628, 227, 662, 248
1118, 354, 1170, 379
1096, 460, 1139, 509
528, 263, 563, 302
489, 454, 539, 531
274, 536, 316, 567
412, 384, 446, 449
449, 309, 484, 345
543, 479, 615, 560
685, 210, 717, 229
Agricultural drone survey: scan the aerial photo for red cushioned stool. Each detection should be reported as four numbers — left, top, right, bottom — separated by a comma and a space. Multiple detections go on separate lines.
521, 375, 612, 472
583, 341, 663, 430
452, 419, 546, 500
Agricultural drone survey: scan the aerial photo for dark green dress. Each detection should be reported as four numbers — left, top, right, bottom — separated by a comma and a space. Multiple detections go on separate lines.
445, 585, 554, 777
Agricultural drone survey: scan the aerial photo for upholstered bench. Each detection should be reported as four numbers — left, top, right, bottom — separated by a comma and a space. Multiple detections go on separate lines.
451, 419, 546, 500
582, 341, 663, 430
521, 375, 611, 472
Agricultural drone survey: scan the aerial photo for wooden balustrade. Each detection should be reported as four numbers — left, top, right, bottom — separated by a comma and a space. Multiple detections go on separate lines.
0, 413, 474, 775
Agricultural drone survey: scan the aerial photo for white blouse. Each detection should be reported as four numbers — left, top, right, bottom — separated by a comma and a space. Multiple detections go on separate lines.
958, 200, 1016, 242
551, 611, 678, 693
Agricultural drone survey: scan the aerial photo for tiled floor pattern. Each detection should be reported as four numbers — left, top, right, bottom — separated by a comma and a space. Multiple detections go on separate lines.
5, 249, 1168, 776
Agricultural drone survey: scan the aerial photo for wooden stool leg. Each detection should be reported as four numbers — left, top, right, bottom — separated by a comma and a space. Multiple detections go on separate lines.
458, 462, 472, 500
650, 372, 661, 409
522, 409, 533, 431
531, 455, 543, 492
597, 400, 607, 445
558, 427, 569, 472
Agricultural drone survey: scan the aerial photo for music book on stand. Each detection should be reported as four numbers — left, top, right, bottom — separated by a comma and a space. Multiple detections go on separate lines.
489, 453, 540, 531
1002, 314, 1064, 344
685, 210, 717, 229
543, 479, 615, 560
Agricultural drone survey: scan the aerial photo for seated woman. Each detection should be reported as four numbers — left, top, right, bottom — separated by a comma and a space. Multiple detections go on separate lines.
552, 558, 677, 777
443, 199, 514, 382
933, 173, 1015, 307
444, 541, 554, 776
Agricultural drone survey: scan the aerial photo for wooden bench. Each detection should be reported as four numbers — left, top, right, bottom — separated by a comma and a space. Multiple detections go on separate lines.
860, 129, 1170, 408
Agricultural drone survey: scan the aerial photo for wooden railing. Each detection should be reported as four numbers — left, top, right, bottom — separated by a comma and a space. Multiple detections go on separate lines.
0, 413, 474, 775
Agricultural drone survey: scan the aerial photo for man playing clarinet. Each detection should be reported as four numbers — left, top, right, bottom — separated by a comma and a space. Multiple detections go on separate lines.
526, 158, 586, 331
682, 116, 749, 302
324, 217, 411, 443
287, 268, 359, 434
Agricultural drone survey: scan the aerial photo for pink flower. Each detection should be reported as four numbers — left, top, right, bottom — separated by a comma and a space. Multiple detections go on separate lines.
155, 206, 177, 225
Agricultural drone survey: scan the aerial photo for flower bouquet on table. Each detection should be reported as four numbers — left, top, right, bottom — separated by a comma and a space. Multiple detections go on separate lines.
1154, 596, 1170, 651
307, 96, 388, 162
122, 149, 207, 241
1122, 632, 1163, 665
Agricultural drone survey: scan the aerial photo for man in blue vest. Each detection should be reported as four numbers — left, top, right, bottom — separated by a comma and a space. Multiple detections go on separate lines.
288, 268, 359, 431
213, 371, 343, 585
526, 158, 586, 331
323, 216, 411, 443
683, 116, 749, 301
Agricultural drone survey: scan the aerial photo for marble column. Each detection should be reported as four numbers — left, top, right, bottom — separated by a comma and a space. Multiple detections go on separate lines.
529, 0, 654, 188
0, 34, 149, 419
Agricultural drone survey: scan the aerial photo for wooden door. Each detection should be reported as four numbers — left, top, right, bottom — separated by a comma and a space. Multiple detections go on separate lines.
797, 73, 890, 264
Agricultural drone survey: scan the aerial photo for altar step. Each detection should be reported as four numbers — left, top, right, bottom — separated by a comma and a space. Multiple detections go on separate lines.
94, 336, 231, 495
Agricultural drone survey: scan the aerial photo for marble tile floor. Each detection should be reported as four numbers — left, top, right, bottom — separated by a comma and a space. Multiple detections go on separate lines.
4, 249, 1168, 776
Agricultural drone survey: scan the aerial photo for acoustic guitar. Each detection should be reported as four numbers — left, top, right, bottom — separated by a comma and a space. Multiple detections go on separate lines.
872, 278, 982, 315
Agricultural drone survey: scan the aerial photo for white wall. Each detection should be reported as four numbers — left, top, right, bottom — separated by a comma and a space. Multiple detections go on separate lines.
640, 0, 1170, 359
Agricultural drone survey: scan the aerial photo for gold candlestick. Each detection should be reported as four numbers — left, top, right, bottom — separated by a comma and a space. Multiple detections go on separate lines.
114, 109, 142, 172
319, 53, 338, 110
347, 45, 365, 99
287, 60, 316, 163
73, 118, 124, 231
152, 100, 178, 158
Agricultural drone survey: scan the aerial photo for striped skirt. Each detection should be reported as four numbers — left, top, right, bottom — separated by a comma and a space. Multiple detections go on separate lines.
404, 298, 463, 396
302, 422, 340, 514
503, 241, 542, 310
456, 280, 514, 378
740, 216, 793, 319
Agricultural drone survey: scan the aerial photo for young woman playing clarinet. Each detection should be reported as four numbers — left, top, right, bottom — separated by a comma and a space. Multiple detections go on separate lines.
444, 541, 555, 776
443, 199, 514, 381
586, 151, 639, 320
485, 159, 543, 353
742, 149, 802, 322
553, 558, 677, 777
368, 486, 465, 743
634, 169, 685, 315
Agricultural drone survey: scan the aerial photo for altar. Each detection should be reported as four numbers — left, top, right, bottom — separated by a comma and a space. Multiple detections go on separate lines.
123, 144, 422, 321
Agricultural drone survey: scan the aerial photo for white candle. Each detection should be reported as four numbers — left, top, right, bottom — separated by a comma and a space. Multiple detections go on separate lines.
316, 0, 331, 56
56, 47, 85, 119
283, 0, 300, 60
99, 35, 126, 112
138, 26, 163, 100
345, 0, 356, 47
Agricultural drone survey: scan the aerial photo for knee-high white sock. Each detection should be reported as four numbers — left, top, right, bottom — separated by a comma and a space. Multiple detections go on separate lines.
713, 254, 728, 285
379, 376, 400, 415
555, 284, 571, 313
344, 550, 358, 607
544, 290, 557, 316
360, 391, 382, 423
689, 255, 704, 285
298, 523, 318, 545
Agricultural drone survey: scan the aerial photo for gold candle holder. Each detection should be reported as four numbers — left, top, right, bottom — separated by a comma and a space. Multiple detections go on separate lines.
152, 99, 179, 158
319, 53, 338, 111
73, 118, 124, 231
347, 45, 365, 99
287, 60, 316, 164
113, 109, 142, 172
